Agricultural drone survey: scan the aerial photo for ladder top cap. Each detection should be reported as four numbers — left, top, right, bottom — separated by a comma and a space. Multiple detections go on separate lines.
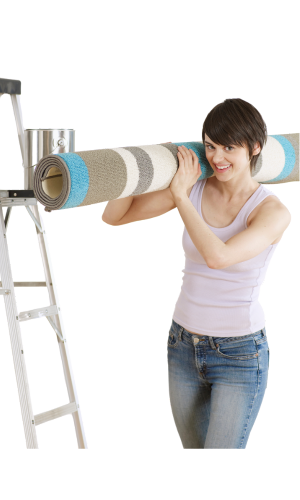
0, 78, 21, 95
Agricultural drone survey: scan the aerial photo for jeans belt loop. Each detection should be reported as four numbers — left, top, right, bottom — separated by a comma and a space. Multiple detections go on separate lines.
209, 336, 217, 350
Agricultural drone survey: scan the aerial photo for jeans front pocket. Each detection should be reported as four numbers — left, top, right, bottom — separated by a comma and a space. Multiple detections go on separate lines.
167, 326, 179, 349
216, 338, 259, 361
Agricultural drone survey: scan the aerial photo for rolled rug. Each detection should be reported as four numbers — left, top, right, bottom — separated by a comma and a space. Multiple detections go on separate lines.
33, 134, 299, 212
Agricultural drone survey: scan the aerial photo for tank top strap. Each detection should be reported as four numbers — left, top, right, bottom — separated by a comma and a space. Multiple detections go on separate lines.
242, 184, 280, 228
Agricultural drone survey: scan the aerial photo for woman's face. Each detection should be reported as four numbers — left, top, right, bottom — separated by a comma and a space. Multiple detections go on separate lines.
204, 133, 260, 178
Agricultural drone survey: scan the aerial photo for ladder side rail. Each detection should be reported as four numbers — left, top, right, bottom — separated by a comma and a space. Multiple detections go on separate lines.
10, 94, 25, 166
0, 207, 38, 448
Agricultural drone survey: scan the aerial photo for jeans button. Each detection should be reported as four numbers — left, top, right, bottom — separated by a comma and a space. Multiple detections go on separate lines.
193, 337, 200, 345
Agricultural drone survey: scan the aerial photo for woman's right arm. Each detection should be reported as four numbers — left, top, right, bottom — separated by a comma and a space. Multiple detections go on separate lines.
102, 187, 177, 226
102, 196, 134, 225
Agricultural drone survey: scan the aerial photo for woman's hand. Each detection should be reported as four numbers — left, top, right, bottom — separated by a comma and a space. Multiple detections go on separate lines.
170, 145, 202, 198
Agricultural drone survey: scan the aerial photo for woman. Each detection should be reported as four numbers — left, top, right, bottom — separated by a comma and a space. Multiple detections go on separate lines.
168, 98, 291, 448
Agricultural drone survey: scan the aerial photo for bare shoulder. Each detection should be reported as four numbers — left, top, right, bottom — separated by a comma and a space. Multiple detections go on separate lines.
251, 195, 291, 228
266, 196, 292, 215
249, 196, 291, 245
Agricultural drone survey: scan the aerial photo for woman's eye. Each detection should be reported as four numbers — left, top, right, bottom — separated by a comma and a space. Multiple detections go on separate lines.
205, 145, 234, 151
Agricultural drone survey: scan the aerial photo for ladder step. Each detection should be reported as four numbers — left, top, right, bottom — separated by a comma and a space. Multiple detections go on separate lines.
0, 281, 46, 287
34, 402, 78, 426
16, 304, 64, 342
14, 280, 47, 288
17, 304, 64, 341
19, 304, 58, 322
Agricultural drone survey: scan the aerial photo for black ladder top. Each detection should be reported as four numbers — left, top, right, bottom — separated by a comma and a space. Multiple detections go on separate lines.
0, 78, 21, 95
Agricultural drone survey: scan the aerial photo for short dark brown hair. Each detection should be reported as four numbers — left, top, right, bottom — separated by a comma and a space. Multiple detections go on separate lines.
201, 98, 268, 174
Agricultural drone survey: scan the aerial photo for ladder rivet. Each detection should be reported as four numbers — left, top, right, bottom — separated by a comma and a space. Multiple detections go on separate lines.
16, 316, 18, 320
32, 420, 34, 424
21, 350, 23, 354
14, 193, 17, 197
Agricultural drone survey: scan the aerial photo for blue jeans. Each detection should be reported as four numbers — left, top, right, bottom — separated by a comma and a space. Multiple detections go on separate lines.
167, 319, 269, 449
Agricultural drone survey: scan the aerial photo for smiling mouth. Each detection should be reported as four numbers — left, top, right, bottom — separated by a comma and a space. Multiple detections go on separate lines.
214, 164, 232, 172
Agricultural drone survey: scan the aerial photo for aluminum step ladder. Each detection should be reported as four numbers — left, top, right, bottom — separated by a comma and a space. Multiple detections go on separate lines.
0, 78, 87, 449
